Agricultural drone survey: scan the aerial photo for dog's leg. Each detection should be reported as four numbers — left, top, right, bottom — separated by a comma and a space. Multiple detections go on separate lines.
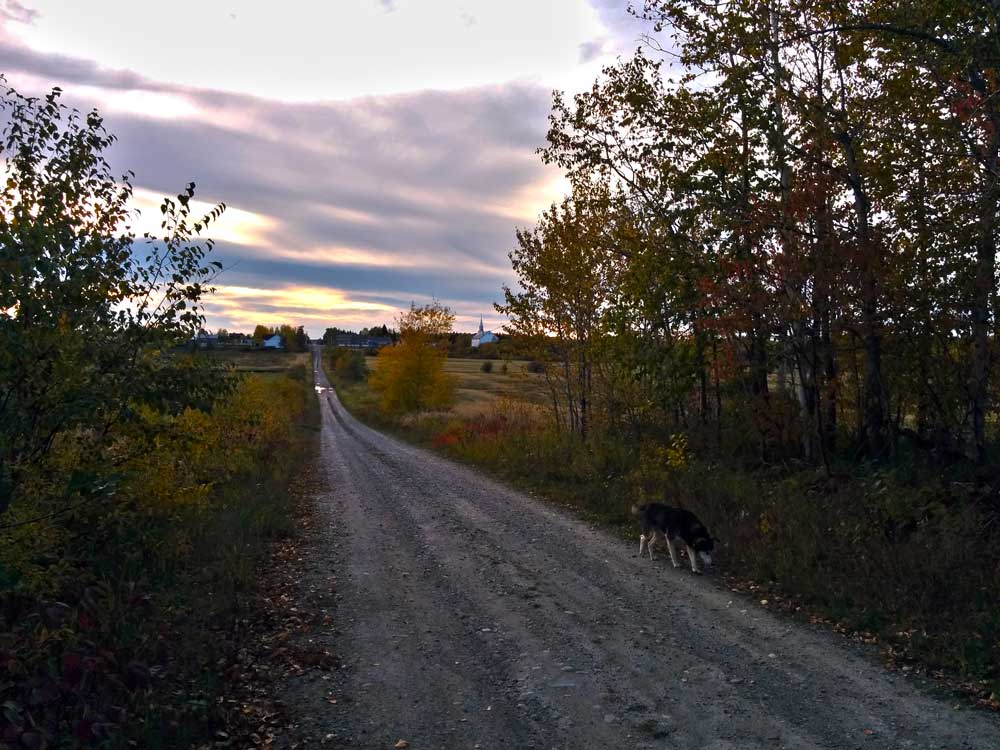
647, 533, 655, 561
686, 544, 699, 573
639, 534, 646, 558
665, 537, 680, 568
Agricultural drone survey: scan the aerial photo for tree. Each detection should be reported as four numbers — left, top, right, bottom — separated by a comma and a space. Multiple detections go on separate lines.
277, 324, 308, 352
397, 299, 455, 338
0, 83, 227, 518
253, 324, 275, 344
368, 301, 456, 415
519, 0, 1000, 465
498, 179, 617, 438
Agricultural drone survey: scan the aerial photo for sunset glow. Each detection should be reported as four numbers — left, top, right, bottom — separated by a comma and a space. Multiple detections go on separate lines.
0, 0, 645, 333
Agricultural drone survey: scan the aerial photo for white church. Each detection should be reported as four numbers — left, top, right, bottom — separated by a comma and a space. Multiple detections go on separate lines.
471, 316, 498, 348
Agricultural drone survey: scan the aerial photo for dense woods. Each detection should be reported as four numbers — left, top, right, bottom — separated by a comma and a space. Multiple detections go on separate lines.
492, 1, 1000, 684
502, 0, 1000, 465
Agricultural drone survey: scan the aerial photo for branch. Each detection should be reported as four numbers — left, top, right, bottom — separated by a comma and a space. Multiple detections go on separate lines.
784, 23, 960, 57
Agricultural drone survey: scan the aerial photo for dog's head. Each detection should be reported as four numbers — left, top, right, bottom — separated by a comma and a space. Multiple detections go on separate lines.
693, 535, 716, 568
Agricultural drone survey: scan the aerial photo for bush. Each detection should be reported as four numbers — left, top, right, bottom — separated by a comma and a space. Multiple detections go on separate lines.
481, 360, 494, 373
0, 373, 315, 745
526, 360, 546, 373
368, 334, 455, 415
327, 348, 369, 383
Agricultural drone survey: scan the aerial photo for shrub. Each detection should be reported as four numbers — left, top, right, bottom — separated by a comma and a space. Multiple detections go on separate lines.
481, 360, 494, 373
0, 373, 314, 746
331, 348, 369, 382
368, 334, 455, 415
526, 360, 545, 373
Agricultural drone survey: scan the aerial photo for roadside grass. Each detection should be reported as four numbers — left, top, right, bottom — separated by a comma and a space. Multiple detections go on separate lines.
364, 355, 549, 419
0, 354, 321, 747
325, 353, 1000, 706
185, 348, 311, 373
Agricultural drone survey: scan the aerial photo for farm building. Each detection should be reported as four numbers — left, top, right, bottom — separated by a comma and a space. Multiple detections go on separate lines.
262, 334, 284, 349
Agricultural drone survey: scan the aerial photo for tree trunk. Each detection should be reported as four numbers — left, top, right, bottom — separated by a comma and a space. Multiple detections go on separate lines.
839, 130, 885, 457
968, 113, 999, 463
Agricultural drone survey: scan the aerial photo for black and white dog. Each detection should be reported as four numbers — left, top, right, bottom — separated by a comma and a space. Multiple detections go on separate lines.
631, 502, 716, 573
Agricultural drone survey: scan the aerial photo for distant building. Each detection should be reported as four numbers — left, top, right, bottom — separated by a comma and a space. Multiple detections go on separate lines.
263, 334, 284, 349
193, 331, 218, 348
333, 333, 392, 350
190, 330, 255, 349
471, 316, 498, 349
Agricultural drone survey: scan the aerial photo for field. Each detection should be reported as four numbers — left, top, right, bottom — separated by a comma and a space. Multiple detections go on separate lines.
188, 348, 312, 374
365, 355, 550, 417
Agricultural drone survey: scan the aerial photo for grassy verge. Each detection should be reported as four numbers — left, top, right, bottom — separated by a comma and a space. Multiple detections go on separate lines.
0, 356, 320, 748
328, 356, 1000, 707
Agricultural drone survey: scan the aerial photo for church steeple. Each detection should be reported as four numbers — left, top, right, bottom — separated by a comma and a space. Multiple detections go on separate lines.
478, 315, 484, 335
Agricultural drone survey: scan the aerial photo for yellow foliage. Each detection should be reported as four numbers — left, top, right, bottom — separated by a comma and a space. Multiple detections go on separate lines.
1, 373, 310, 590
368, 333, 455, 415
665, 433, 688, 470
125, 375, 307, 516
625, 434, 690, 504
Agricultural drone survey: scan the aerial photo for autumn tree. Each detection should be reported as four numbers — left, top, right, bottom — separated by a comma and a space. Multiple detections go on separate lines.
498, 179, 619, 438
0, 83, 227, 518
252, 324, 275, 344
518, 0, 1000, 465
368, 300, 456, 415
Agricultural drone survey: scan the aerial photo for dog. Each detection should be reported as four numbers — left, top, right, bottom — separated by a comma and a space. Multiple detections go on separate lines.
631, 502, 715, 573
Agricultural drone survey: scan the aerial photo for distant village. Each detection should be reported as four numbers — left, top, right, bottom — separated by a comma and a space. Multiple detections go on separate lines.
189, 316, 504, 357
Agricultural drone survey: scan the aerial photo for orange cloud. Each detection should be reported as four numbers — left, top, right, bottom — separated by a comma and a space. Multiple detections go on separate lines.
130, 188, 277, 246
202, 284, 399, 332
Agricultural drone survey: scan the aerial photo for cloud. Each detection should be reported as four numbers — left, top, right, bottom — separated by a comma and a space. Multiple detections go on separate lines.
0, 31, 556, 334
0, 1, 37, 25
579, 38, 606, 63
586, 0, 648, 56
8, 0, 611, 102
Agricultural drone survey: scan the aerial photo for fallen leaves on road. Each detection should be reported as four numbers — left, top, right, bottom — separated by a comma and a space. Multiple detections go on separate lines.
192, 464, 336, 749
721, 572, 999, 712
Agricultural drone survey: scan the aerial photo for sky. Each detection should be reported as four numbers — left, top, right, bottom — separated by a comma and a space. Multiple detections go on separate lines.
0, 0, 647, 335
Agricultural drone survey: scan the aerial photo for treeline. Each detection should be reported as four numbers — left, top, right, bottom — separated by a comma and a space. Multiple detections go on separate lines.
253, 324, 310, 351
502, 0, 1000, 466
491, 1, 1000, 682
322, 325, 394, 343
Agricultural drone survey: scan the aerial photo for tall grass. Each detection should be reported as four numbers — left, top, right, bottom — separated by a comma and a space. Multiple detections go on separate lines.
0, 371, 319, 747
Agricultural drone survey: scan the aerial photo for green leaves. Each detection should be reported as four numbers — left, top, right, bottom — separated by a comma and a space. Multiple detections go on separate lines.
0, 81, 229, 521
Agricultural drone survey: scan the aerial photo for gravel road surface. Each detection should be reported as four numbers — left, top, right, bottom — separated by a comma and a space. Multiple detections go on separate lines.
278, 350, 999, 749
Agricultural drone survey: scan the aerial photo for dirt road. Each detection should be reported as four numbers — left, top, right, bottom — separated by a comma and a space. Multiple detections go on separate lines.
279, 350, 999, 749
